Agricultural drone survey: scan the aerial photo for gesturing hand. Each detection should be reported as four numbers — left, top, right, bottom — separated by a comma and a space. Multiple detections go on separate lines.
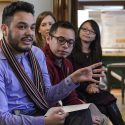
70, 62, 103, 84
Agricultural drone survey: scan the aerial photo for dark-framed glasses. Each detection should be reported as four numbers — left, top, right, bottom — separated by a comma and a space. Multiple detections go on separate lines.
50, 34, 75, 47
81, 27, 96, 35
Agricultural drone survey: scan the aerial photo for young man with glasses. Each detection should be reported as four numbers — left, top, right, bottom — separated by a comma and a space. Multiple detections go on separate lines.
44, 21, 108, 125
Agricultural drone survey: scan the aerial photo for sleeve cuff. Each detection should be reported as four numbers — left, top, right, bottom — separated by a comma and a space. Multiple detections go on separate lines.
64, 76, 79, 87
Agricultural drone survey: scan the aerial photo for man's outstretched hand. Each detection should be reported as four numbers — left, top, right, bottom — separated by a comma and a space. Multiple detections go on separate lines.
70, 62, 104, 84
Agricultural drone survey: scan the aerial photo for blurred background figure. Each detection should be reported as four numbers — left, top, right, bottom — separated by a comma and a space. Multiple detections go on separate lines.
35, 11, 56, 48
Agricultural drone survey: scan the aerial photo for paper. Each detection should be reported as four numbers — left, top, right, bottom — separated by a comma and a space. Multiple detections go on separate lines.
44, 103, 91, 117
62, 103, 91, 113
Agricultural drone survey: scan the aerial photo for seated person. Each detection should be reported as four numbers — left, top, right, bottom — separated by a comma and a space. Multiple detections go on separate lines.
44, 20, 108, 125
0, 1, 105, 125
68, 19, 125, 125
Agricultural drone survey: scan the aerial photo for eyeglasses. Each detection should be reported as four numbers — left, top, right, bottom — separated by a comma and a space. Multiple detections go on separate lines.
50, 34, 75, 47
81, 27, 96, 35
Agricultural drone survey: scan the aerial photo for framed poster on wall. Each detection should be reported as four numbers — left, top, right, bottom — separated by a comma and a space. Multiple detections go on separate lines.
101, 10, 125, 56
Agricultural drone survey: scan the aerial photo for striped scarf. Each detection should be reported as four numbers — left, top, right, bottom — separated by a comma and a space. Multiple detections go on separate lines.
1, 37, 49, 111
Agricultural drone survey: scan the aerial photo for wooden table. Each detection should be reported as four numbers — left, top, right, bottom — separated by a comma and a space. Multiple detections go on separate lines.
107, 63, 125, 104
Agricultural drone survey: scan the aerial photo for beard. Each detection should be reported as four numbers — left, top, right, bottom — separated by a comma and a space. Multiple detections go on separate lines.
13, 46, 31, 53
8, 32, 32, 53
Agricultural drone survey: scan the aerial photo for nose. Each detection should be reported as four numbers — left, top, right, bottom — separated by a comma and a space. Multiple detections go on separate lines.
26, 27, 34, 36
63, 41, 69, 48
86, 30, 90, 34
46, 24, 51, 30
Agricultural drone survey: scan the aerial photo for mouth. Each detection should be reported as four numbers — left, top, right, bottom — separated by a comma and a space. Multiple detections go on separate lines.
46, 31, 49, 34
59, 51, 69, 55
83, 35, 90, 39
45, 32, 49, 36
21, 37, 33, 45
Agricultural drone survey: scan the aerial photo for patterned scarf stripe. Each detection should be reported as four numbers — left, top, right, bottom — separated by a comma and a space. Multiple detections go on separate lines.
1, 38, 49, 110
35, 58, 45, 92
28, 52, 39, 87
29, 51, 45, 93
28, 51, 42, 92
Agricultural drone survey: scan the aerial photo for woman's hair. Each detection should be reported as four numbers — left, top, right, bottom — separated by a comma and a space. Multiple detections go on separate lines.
72, 19, 102, 63
35, 11, 56, 48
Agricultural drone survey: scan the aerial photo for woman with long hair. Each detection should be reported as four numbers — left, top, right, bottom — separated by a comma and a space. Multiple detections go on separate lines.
35, 11, 56, 48
69, 19, 125, 125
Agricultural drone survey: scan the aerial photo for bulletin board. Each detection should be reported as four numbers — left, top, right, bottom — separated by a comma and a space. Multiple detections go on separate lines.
101, 10, 125, 56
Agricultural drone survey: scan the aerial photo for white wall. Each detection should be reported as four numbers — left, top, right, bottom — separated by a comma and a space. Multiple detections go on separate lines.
21, 0, 53, 18
0, 3, 10, 24
0, 3, 10, 39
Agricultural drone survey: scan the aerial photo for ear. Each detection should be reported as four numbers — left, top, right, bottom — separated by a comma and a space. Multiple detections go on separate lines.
46, 35, 51, 44
1, 24, 8, 37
